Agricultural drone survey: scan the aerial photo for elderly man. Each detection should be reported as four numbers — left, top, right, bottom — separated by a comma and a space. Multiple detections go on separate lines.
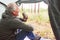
0, 3, 33, 40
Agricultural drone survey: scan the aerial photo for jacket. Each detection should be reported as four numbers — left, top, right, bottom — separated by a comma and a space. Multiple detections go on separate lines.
0, 10, 33, 40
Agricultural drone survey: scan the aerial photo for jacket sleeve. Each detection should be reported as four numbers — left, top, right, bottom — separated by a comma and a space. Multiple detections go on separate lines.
19, 18, 27, 22
8, 18, 33, 32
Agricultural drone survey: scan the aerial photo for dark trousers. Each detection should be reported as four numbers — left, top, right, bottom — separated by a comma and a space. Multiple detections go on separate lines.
16, 30, 35, 40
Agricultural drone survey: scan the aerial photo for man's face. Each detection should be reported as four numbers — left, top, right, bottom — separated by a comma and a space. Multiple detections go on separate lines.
12, 7, 19, 16
8, 3, 19, 16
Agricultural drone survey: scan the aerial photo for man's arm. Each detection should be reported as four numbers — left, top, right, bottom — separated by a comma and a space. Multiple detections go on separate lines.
8, 18, 33, 32
19, 18, 27, 22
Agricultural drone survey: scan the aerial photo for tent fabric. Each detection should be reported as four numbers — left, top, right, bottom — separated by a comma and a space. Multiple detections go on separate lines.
48, 0, 60, 40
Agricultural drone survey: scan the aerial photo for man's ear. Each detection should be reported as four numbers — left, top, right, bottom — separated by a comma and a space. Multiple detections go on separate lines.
12, 11, 18, 16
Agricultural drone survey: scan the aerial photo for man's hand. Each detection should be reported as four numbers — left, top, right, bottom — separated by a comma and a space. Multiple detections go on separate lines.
22, 12, 28, 21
